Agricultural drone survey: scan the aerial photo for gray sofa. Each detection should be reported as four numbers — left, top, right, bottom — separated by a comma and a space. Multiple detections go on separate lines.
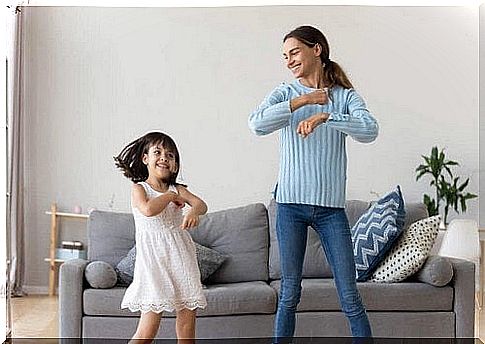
59, 200, 475, 340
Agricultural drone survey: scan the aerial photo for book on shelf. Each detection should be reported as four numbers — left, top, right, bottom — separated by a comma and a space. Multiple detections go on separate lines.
55, 248, 87, 260
61, 240, 84, 250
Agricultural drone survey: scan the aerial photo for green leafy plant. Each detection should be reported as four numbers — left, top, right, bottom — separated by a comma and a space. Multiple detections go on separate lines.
415, 146, 477, 224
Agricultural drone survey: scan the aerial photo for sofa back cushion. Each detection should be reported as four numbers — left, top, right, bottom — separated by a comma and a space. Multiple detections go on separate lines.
88, 210, 136, 267
401, 202, 429, 229
268, 199, 428, 279
87, 203, 269, 284
190, 203, 269, 284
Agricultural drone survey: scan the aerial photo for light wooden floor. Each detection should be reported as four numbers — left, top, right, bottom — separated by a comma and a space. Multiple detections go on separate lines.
8, 295, 485, 341
11, 295, 59, 338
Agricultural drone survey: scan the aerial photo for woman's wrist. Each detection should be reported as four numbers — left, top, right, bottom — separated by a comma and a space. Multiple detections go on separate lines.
320, 113, 330, 122
290, 95, 309, 112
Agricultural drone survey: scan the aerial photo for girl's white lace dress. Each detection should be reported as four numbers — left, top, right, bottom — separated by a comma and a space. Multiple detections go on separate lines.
121, 182, 207, 313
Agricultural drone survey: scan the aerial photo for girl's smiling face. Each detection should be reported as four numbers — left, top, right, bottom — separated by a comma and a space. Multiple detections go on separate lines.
143, 144, 178, 182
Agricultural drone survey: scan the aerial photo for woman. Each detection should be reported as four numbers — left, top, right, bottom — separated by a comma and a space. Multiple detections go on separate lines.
248, 25, 378, 342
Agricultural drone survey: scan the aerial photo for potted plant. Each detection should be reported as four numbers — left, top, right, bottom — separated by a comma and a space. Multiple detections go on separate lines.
415, 146, 477, 226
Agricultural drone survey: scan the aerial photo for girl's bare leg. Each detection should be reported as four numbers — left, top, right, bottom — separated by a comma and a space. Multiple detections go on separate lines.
175, 308, 197, 344
129, 311, 162, 344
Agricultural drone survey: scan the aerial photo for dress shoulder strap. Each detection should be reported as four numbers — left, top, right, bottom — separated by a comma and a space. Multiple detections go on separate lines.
169, 184, 179, 194
137, 181, 160, 198
138, 181, 177, 195
137, 181, 150, 193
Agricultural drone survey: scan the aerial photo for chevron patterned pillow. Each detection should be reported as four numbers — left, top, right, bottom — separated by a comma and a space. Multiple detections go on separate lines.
351, 186, 406, 281
369, 216, 441, 283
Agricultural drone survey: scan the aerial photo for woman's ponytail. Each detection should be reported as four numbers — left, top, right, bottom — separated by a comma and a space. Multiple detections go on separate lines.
323, 59, 353, 89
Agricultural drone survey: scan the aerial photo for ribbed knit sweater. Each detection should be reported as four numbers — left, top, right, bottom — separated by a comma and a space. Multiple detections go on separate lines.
248, 79, 379, 208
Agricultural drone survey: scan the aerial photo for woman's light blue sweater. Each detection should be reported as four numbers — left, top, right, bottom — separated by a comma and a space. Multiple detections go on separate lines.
248, 79, 379, 208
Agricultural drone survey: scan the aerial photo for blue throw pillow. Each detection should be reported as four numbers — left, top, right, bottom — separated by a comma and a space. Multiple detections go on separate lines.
351, 185, 406, 281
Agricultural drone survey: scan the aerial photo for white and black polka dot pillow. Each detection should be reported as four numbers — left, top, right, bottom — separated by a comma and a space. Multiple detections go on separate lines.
369, 215, 441, 283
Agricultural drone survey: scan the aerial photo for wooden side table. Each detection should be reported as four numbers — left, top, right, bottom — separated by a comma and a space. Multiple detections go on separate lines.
45, 203, 88, 296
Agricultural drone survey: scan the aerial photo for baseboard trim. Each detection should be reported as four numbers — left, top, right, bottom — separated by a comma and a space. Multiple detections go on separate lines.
23, 285, 51, 295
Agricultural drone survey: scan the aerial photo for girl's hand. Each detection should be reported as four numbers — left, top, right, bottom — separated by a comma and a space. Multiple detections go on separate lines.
167, 191, 186, 208
305, 88, 329, 105
297, 113, 329, 138
181, 210, 200, 230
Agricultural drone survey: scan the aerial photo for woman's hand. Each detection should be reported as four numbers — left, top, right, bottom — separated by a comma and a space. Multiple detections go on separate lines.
297, 113, 330, 138
290, 88, 329, 112
181, 209, 200, 230
304, 88, 329, 105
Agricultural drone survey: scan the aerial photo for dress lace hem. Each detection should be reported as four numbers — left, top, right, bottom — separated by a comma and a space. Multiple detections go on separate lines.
122, 299, 207, 314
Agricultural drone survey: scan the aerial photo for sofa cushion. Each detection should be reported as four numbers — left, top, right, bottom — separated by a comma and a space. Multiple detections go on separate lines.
369, 215, 441, 283
88, 210, 136, 267
352, 186, 406, 281
85, 261, 118, 289
401, 202, 429, 229
345, 200, 372, 227
114, 243, 226, 285
270, 279, 453, 311
412, 255, 454, 287
195, 242, 228, 282
88, 204, 267, 284
83, 281, 277, 317
115, 246, 136, 286
189, 203, 269, 284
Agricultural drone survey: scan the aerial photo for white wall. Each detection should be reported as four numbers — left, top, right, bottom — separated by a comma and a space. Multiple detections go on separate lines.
480, 3, 485, 228
21, 6, 479, 290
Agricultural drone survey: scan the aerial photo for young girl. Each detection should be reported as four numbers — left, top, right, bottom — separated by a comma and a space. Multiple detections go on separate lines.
114, 131, 208, 344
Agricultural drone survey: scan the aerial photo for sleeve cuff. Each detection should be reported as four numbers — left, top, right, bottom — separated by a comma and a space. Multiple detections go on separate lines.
327, 112, 338, 122
327, 112, 347, 122
284, 100, 292, 115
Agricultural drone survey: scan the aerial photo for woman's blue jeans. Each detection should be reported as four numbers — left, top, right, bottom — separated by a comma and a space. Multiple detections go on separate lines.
274, 203, 372, 342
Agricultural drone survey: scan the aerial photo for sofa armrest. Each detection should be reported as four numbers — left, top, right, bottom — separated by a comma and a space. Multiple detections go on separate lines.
59, 258, 89, 338
448, 257, 475, 338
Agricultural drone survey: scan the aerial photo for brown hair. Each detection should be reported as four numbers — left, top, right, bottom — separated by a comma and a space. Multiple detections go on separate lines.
114, 131, 181, 185
284, 25, 353, 89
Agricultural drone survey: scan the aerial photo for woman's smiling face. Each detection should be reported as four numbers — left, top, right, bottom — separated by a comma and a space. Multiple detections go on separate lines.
283, 37, 321, 79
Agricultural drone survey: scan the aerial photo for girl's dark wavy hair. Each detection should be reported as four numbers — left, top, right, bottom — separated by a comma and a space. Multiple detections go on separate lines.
114, 131, 181, 185
284, 25, 354, 90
